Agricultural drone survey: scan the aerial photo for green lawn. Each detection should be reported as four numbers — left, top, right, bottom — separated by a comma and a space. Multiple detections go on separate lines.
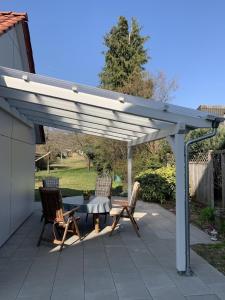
35, 157, 97, 201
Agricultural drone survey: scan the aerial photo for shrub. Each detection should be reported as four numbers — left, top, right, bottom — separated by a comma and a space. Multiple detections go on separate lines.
200, 207, 215, 225
135, 166, 175, 204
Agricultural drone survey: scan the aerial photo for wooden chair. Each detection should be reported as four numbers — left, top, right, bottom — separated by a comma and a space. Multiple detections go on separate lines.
37, 187, 81, 251
86, 174, 112, 223
40, 177, 59, 222
109, 181, 140, 237
42, 177, 59, 188
95, 174, 112, 198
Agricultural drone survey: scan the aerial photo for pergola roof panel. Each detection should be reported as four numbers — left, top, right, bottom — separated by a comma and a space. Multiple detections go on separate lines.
0, 66, 222, 144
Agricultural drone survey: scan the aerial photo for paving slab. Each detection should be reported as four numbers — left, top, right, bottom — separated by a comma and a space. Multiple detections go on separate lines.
0, 202, 224, 300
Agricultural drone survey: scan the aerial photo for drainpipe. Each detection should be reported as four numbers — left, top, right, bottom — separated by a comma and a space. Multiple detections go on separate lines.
185, 121, 219, 275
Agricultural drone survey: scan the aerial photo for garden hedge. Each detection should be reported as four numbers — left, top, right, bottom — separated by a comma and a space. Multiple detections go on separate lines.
135, 166, 175, 204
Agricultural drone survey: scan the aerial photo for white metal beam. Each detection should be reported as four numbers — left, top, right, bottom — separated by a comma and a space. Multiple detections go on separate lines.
28, 116, 136, 140
127, 144, 132, 201
30, 119, 132, 142
2, 88, 173, 130
14, 104, 159, 134
0, 66, 219, 125
130, 125, 182, 146
17, 109, 145, 137
0, 74, 215, 128
0, 96, 33, 128
174, 133, 187, 273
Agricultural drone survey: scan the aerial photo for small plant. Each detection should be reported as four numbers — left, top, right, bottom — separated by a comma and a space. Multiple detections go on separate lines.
82, 190, 92, 201
200, 207, 215, 226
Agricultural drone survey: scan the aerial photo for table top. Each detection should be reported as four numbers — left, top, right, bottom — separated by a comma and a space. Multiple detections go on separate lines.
63, 195, 111, 214
63, 195, 84, 205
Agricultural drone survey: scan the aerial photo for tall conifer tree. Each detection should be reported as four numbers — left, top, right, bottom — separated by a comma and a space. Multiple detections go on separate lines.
99, 16, 153, 98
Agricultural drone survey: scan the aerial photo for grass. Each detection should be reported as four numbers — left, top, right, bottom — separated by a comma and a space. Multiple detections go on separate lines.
192, 242, 225, 275
35, 156, 97, 201
162, 200, 225, 276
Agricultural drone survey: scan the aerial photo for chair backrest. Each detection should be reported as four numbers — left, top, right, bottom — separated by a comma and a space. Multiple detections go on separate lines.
42, 177, 59, 188
95, 175, 112, 198
129, 181, 140, 215
39, 188, 64, 223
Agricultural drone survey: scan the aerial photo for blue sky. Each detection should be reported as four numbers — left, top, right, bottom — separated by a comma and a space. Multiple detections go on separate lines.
1, 0, 225, 108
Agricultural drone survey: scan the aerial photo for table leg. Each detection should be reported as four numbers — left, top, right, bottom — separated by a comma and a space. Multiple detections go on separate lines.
94, 213, 100, 233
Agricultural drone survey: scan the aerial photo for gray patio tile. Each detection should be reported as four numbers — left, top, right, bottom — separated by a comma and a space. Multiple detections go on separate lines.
10, 247, 39, 260
83, 236, 104, 248
0, 257, 8, 269
185, 295, 220, 299
85, 289, 119, 300
190, 250, 209, 266
150, 286, 186, 300
17, 257, 58, 298
193, 262, 225, 285
107, 256, 137, 273
0, 244, 18, 257
139, 267, 176, 290
51, 284, 84, 300
0, 283, 22, 300
112, 272, 153, 299
154, 229, 175, 240
17, 296, 51, 300
17, 282, 52, 298
84, 270, 117, 300
102, 234, 123, 246
0, 260, 31, 285
208, 282, 225, 300
51, 252, 84, 299
0, 202, 225, 300
84, 248, 109, 269
169, 274, 211, 296
128, 248, 163, 269
54, 258, 84, 278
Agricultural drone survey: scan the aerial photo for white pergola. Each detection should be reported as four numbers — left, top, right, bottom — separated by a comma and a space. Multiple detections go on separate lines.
0, 66, 222, 274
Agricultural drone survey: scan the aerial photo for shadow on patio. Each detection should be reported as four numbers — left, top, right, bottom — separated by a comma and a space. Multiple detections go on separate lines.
0, 201, 225, 300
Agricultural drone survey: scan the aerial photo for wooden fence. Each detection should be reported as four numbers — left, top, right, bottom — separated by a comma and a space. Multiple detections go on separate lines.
189, 150, 225, 208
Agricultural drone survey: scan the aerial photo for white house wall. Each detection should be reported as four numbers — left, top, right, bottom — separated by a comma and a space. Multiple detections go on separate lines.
0, 108, 35, 246
0, 25, 35, 246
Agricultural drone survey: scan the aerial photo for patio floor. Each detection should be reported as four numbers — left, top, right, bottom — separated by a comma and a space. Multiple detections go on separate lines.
0, 201, 225, 300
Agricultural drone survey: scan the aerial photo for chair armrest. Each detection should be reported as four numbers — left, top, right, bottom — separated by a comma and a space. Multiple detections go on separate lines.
63, 206, 80, 217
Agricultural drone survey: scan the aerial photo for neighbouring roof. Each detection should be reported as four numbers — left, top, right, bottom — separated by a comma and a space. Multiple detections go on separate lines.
0, 11, 45, 144
198, 105, 225, 117
0, 11, 35, 73
0, 11, 27, 34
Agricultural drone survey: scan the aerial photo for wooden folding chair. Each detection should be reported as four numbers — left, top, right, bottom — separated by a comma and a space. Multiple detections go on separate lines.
37, 187, 81, 251
109, 181, 140, 237
86, 174, 112, 224
42, 177, 59, 188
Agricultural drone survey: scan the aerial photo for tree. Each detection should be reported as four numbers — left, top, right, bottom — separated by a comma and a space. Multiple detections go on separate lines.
99, 16, 153, 98
96, 17, 177, 180
151, 71, 177, 102
186, 127, 225, 159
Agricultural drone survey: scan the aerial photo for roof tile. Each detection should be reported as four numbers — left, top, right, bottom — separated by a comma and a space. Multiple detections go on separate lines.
0, 11, 27, 36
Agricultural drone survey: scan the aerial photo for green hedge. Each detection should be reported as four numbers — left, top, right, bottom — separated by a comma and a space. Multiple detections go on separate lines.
135, 166, 175, 204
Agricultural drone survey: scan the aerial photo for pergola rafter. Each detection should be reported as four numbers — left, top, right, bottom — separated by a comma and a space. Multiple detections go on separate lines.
28, 117, 136, 140
18, 110, 146, 137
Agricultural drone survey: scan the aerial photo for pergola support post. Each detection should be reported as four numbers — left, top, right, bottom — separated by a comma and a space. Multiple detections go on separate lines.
127, 144, 132, 201
174, 133, 187, 274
